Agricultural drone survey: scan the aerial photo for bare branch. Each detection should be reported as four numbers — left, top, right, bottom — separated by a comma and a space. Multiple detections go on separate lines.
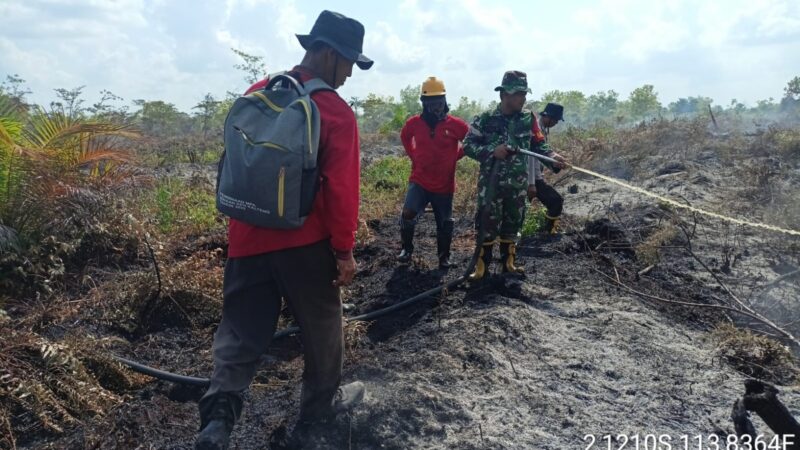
591, 266, 800, 349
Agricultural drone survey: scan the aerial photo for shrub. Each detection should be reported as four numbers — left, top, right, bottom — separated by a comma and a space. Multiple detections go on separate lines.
712, 323, 797, 385
140, 176, 222, 236
360, 156, 411, 224
521, 207, 548, 237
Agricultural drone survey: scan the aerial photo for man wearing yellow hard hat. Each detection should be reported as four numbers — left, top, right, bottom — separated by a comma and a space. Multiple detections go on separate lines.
398, 76, 469, 269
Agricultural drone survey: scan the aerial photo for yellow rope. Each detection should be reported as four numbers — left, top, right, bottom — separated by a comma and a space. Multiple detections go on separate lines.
567, 164, 800, 237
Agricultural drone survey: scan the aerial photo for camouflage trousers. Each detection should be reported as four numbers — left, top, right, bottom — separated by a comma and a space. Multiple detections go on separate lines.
474, 185, 527, 242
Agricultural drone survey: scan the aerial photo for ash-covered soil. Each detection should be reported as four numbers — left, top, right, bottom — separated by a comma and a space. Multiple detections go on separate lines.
22, 123, 800, 450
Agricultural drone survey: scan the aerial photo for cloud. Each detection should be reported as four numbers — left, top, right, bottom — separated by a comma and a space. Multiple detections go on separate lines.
365, 21, 426, 72
0, 0, 797, 112
220, 0, 306, 51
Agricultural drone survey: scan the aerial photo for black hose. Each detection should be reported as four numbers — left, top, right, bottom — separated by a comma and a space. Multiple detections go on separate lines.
347, 275, 468, 323
112, 355, 210, 387
114, 159, 502, 386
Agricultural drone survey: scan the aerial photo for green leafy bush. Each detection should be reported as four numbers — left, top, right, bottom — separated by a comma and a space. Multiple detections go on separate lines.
521, 207, 548, 237
143, 177, 221, 236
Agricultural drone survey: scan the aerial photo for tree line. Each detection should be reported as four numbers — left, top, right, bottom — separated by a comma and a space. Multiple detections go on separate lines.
2, 48, 799, 152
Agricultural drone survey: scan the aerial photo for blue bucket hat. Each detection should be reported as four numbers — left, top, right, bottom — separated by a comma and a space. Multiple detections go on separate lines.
540, 102, 564, 121
296, 10, 374, 70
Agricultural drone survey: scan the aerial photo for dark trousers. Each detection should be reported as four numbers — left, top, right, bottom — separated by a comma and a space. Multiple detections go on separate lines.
201, 240, 343, 421
535, 179, 563, 217
400, 182, 454, 231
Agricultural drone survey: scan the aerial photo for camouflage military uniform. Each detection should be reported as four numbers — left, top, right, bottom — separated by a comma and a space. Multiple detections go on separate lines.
463, 107, 537, 241
463, 105, 556, 241
464, 70, 558, 279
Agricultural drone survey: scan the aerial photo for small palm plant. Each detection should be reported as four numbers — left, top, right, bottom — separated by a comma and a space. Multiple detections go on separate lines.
0, 95, 139, 245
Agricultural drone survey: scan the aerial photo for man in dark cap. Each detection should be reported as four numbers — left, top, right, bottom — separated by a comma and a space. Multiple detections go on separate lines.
195, 10, 372, 450
527, 102, 566, 234
463, 71, 565, 280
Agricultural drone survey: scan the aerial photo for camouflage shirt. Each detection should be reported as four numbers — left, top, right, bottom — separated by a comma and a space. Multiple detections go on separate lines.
463, 107, 552, 191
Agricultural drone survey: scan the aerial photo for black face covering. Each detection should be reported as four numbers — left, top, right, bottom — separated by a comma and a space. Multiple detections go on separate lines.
421, 96, 448, 131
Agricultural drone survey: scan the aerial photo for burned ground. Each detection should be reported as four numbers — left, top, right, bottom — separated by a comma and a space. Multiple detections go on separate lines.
3, 119, 800, 449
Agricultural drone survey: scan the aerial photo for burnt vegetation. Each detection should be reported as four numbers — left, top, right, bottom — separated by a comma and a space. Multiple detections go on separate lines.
1, 66, 800, 448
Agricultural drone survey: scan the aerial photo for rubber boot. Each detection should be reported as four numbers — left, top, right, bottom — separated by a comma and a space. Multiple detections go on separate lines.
498, 239, 525, 274
195, 392, 242, 450
544, 214, 561, 235
468, 240, 495, 281
287, 382, 366, 448
332, 381, 366, 414
397, 220, 415, 264
437, 220, 455, 269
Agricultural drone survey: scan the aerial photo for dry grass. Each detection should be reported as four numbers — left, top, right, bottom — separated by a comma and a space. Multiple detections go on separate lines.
634, 224, 679, 266
94, 247, 224, 336
740, 126, 800, 229
453, 159, 480, 216
355, 218, 375, 246
764, 127, 800, 161
0, 222, 226, 447
711, 322, 798, 385
360, 132, 399, 150
0, 325, 142, 447
358, 156, 409, 240
344, 320, 370, 360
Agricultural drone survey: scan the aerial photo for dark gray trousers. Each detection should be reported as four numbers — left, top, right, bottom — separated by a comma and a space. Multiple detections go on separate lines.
200, 239, 343, 421
534, 179, 563, 217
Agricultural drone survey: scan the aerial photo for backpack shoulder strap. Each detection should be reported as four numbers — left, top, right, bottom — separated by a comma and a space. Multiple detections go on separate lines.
266, 70, 288, 80
265, 72, 305, 95
300, 78, 335, 96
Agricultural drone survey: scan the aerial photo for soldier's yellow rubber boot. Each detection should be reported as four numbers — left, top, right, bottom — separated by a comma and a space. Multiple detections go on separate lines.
544, 214, 561, 235
468, 240, 495, 281
498, 239, 525, 273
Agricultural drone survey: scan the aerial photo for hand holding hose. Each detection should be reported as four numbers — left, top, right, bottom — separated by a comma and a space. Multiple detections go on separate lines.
493, 144, 511, 160
551, 152, 568, 169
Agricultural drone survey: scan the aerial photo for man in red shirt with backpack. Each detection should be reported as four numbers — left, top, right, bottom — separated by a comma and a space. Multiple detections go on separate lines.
196, 10, 371, 450
398, 77, 469, 269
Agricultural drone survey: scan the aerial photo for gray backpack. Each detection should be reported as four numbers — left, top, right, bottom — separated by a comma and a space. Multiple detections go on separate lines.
216, 73, 334, 229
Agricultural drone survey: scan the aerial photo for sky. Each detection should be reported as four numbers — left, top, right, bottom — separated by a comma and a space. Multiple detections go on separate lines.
1, 0, 799, 113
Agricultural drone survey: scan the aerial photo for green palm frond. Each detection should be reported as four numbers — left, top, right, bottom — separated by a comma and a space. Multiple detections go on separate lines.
22, 107, 72, 149
0, 95, 24, 149
0, 103, 26, 218
0, 117, 22, 148
24, 107, 138, 151
0, 95, 24, 122
1, 102, 140, 239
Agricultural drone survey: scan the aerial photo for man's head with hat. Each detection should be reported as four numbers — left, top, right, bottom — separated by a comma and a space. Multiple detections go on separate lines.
540, 102, 564, 128
297, 10, 373, 89
496, 70, 531, 115
419, 76, 449, 125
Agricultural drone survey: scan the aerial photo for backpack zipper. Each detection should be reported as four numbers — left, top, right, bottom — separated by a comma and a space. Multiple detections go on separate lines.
297, 99, 313, 155
251, 91, 283, 112
235, 127, 289, 152
277, 166, 285, 217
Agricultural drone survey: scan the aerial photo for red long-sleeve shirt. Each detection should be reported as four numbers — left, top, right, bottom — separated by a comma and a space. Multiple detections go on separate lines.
227, 66, 360, 259
400, 115, 469, 194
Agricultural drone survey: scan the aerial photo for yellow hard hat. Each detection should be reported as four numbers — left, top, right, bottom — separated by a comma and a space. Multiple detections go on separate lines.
421, 76, 446, 96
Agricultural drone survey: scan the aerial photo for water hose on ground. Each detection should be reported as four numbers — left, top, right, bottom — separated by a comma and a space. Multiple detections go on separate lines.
111, 148, 800, 385
112, 160, 503, 387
